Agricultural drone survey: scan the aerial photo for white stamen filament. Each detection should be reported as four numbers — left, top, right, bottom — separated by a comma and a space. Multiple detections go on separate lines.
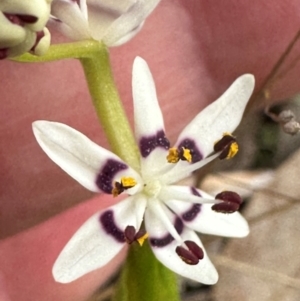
148, 199, 183, 244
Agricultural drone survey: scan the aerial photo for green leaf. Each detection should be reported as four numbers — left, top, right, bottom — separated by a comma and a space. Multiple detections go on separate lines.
112, 241, 180, 301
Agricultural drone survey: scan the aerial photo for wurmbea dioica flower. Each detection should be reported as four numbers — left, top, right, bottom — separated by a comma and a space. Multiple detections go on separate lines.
32, 57, 254, 284
0, 0, 52, 59
50, 0, 161, 46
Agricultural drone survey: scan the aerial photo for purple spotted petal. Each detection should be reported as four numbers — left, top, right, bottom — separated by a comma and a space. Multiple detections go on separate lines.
145, 208, 218, 284
175, 74, 255, 160
166, 189, 249, 237
53, 197, 141, 283
132, 57, 170, 156
32, 121, 142, 193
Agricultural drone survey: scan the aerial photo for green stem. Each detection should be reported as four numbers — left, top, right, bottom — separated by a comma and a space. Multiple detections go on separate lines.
79, 43, 139, 169
12, 40, 101, 62
14, 41, 140, 169
113, 242, 180, 301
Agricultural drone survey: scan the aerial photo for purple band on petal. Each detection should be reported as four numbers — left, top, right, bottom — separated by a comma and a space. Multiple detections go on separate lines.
177, 138, 203, 163
182, 204, 202, 222
149, 217, 183, 247
99, 210, 125, 243
96, 159, 128, 194
139, 130, 170, 158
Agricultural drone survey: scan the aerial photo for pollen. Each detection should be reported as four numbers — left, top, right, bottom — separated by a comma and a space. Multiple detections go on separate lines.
112, 177, 137, 197
214, 133, 239, 160
167, 147, 193, 163
136, 232, 149, 246
181, 147, 192, 162
226, 141, 239, 159
121, 177, 137, 188
167, 148, 180, 163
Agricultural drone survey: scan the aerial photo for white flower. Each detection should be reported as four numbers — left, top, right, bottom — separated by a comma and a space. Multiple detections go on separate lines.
0, 0, 52, 59
49, 0, 161, 46
32, 57, 255, 284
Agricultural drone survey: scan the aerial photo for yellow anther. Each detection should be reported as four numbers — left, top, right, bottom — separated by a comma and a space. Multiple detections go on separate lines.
167, 148, 180, 163
121, 177, 137, 188
136, 232, 149, 246
182, 147, 192, 163
226, 141, 239, 159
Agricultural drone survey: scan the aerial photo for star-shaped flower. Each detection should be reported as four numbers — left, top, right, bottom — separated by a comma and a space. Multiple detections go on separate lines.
50, 0, 161, 46
33, 57, 254, 284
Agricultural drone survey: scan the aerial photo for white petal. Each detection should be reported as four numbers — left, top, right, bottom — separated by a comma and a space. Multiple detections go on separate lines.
102, 0, 161, 46
53, 197, 141, 283
32, 121, 141, 193
175, 74, 255, 160
132, 57, 166, 142
145, 208, 218, 284
160, 185, 216, 204
51, 0, 90, 40
166, 190, 249, 237
132, 57, 170, 174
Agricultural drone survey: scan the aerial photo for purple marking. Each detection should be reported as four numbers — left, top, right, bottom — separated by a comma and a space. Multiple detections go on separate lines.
182, 204, 201, 222
17, 14, 38, 23
177, 138, 203, 163
191, 187, 201, 196
150, 217, 183, 247
99, 210, 125, 243
96, 159, 127, 194
139, 130, 170, 158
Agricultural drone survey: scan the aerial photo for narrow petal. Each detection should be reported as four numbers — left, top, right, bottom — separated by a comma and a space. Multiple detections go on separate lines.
53, 197, 141, 283
32, 121, 141, 193
51, 0, 90, 40
132, 57, 167, 148
102, 0, 161, 46
146, 208, 218, 284
166, 189, 249, 237
175, 74, 255, 160
132, 57, 170, 175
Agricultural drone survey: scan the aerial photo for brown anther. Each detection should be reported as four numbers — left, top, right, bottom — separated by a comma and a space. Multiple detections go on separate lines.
111, 182, 125, 197
124, 226, 136, 244
135, 229, 147, 240
176, 246, 199, 265
214, 134, 238, 160
184, 240, 204, 260
212, 191, 242, 213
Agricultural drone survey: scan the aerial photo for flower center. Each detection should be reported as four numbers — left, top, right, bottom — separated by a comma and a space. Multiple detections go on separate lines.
143, 179, 162, 198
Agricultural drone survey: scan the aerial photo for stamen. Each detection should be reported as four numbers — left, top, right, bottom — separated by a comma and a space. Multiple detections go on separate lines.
124, 226, 148, 246
135, 230, 149, 246
214, 133, 239, 160
167, 148, 179, 163
167, 147, 193, 163
179, 147, 192, 162
124, 225, 136, 244
176, 240, 204, 265
212, 191, 242, 213
121, 177, 137, 188
111, 177, 137, 197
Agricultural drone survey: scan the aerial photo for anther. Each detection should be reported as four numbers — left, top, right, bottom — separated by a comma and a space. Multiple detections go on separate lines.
176, 240, 204, 265
214, 133, 238, 160
124, 226, 148, 246
212, 191, 242, 213
167, 147, 192, 163
111, 177, 137, 197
